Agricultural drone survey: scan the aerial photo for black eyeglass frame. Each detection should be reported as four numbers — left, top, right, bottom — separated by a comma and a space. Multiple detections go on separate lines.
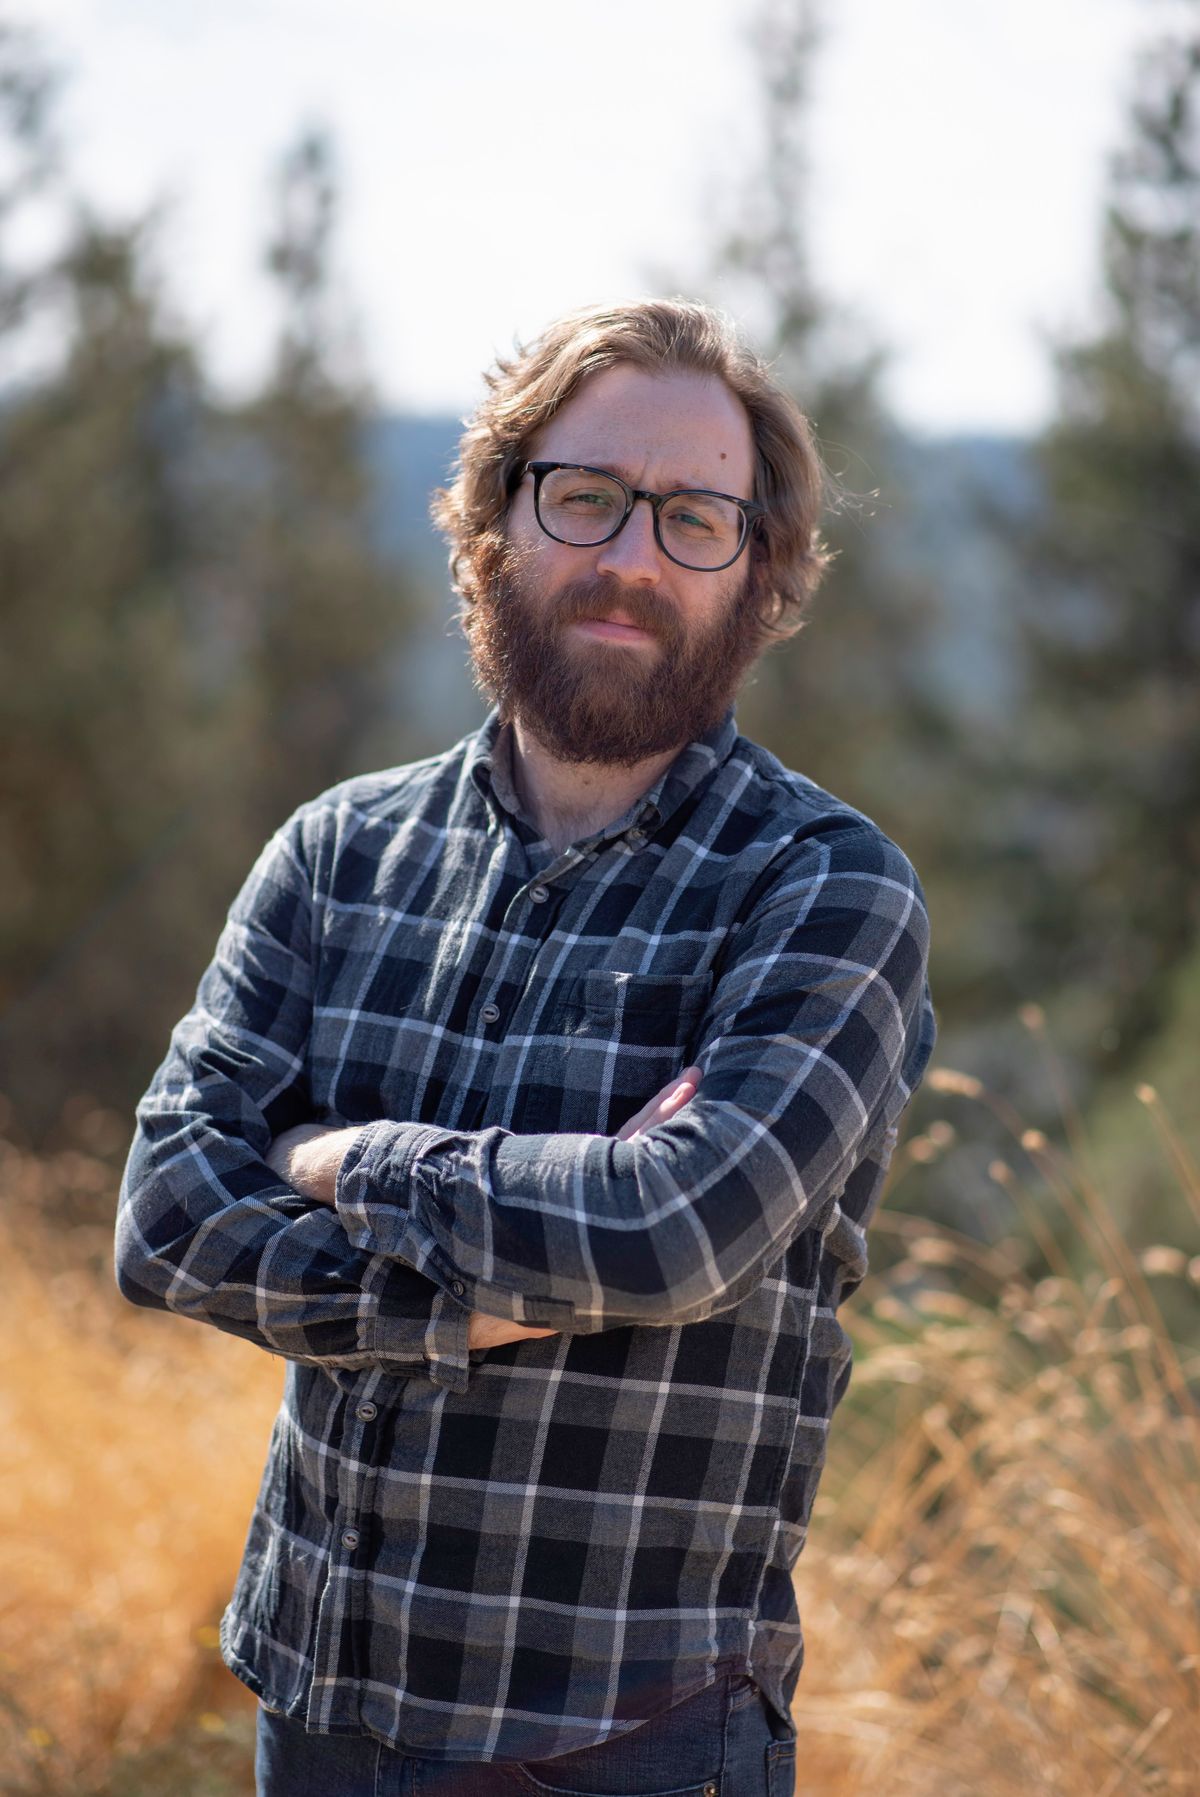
522, 461, 766, 573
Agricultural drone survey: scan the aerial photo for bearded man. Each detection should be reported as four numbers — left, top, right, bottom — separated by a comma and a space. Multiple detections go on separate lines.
117, 298, 936, 1797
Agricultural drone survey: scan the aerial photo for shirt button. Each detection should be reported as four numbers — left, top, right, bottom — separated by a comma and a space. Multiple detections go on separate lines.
529, 884, 550, 904
450, 1279, 466, 1298
480, 1002, 500, 1024
341, 1529, 360, 1551
356, 1402, 377, 1422
627, 828, 645, 845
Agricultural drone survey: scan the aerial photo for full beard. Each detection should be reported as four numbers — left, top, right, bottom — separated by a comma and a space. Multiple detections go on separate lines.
464, 551, 766, 768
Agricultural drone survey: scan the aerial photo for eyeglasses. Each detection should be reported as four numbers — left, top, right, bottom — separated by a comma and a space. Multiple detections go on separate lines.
522, 461, 765, 573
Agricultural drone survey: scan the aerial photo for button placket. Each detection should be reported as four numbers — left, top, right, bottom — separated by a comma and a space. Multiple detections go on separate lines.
476, 853, 560, 1038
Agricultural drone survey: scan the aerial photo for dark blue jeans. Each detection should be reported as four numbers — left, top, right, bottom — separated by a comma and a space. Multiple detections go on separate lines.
255, 1672, 797, 1795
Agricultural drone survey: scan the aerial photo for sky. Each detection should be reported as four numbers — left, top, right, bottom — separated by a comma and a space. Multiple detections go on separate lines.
14, 0, 1165, 435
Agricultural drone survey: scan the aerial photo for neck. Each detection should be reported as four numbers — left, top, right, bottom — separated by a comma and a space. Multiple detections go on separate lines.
509, 717, 678, 854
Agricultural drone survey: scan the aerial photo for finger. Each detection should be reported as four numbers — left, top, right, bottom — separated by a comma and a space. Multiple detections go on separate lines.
616, 1066, 703, 1141
617, 1071, 699, 1139
657, 1069, 702, 1112
467, 1314, 559, 1350
651, 1066, 700, 1113
620, 1092, 691, 1141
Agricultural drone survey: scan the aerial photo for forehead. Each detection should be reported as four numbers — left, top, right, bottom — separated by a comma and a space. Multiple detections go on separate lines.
530, 362, 755, 494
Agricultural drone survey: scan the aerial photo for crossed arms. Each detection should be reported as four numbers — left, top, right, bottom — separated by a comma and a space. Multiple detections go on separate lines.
263, 1070, 702, 1351
116, 807, 934, 1392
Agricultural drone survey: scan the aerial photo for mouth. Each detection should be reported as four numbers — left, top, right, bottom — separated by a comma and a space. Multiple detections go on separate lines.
570, 616, 656, 644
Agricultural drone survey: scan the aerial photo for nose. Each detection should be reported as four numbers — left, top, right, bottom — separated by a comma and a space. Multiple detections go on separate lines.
594, 495, 662, 586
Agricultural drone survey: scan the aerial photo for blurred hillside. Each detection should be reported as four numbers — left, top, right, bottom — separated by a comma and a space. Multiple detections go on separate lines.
2, 0, 1197, 1282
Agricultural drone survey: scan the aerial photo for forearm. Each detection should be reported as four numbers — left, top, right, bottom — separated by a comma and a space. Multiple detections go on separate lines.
116, 1105, 473, 1390
114, 808, 476, 1389
334, 1100, 858, 1333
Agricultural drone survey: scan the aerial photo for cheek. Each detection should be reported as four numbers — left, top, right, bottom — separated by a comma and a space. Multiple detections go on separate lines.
685, 572, 744, 635
512, 535, 581, 594
506, 488, 536, 538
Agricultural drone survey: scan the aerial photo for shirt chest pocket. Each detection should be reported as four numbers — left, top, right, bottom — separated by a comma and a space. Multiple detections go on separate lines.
517, 969, 714, 1135
582, 969, 713, 1049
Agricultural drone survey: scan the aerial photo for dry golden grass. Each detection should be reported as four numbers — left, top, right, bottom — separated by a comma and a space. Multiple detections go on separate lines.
0, 1128, 282, 1794
0, 1050, 1197, 1794
790, 1048, 1200, 1795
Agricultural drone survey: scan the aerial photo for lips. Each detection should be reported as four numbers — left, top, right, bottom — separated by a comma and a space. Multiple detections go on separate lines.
555, 579, 670, 644
573, 612, 655, 641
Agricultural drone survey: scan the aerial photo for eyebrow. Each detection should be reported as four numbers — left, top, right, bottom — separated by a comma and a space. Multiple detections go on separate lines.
558, 459, 745, 496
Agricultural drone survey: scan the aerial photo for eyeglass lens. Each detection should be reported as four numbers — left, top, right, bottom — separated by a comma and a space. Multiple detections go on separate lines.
535, 468, 744, 570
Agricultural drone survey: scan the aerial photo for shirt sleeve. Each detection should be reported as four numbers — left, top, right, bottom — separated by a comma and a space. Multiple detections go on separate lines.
114, 808, 474, 1393
335, 823, 937, 1332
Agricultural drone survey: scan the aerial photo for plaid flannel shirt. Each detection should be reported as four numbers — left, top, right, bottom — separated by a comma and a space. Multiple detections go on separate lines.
116, 705, 936, 1762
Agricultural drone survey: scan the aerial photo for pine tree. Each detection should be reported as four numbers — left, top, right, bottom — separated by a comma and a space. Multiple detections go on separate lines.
1010, 9, 1200, 1067
702, 0, 958, 923
0, 90, 420, 1134
0, 13, 59, 340
214, 127, 415, 847
0, 174, 220, 1126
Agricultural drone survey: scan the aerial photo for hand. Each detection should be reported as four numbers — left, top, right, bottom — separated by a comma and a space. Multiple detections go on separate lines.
265, 1123, 361, 1205
466, 1064, 703, 1350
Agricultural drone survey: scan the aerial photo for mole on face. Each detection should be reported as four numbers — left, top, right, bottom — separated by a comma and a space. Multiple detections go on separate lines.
720, 451, 727, 460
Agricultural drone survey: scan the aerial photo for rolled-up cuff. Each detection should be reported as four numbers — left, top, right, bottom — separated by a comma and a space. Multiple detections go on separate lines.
370, 1281, 472, 1393
336, 1119, 443, 1254
341, 1122, 476, 1392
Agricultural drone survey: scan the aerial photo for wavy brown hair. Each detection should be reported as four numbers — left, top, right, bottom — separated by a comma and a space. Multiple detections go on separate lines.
431, 298, 834, 648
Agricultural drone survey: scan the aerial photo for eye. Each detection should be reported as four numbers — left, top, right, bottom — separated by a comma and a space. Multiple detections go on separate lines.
559, 486, 619, 511
662, 496, 719, 536
538, 469, 626, 517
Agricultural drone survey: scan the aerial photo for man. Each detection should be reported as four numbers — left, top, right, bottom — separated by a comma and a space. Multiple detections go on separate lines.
117, 298, 936, 1796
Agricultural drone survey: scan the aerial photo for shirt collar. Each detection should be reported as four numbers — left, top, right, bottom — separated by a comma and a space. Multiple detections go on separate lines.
468, 706, 739, 844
